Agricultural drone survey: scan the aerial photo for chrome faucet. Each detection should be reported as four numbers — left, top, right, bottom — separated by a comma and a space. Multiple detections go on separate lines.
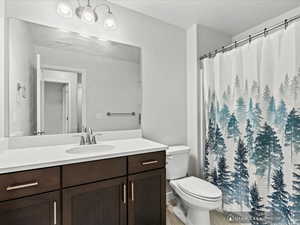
79, 127, 98, 145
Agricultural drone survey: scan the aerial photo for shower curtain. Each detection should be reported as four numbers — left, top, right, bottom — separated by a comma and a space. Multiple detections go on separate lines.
202, 22, 300, 225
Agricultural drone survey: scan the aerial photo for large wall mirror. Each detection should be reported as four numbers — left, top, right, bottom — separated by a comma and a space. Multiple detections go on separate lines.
8, 18, 142, 137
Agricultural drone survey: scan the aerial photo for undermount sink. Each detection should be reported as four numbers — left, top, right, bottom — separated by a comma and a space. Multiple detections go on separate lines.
66, 144, 115, 154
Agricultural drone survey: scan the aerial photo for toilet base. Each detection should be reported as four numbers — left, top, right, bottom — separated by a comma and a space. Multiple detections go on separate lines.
172, 205, 187, 224
187, 207, 210, 225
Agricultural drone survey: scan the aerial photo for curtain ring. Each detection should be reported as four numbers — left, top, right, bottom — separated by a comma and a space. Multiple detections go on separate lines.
264, 28, 268, 37
248, 35, 252, 44
234, 41, 238, 48
284, 19, 288, 30
222, 46, 225, 53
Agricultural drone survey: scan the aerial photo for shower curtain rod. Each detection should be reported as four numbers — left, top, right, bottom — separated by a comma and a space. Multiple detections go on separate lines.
199, 14, 300, 60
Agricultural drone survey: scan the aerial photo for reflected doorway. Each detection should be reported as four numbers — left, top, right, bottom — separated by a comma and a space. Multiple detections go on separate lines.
44, 81, 69, 134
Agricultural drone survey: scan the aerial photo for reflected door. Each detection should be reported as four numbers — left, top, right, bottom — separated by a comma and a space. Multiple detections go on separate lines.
62, 84, 70, 133
42, 69, 77, 134
44, 82, 66, 135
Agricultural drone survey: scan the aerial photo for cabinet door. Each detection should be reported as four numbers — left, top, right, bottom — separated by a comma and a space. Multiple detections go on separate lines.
0, 191, 60, 225
128, 169, 166, 225
63, 177, 127, 225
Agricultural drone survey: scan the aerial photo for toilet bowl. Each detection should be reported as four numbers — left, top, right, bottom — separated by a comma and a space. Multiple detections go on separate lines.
170, 176, 222, 225
166, 146, 222, 225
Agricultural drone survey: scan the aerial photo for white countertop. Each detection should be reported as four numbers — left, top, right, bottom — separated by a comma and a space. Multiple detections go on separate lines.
0, 138, 168, 174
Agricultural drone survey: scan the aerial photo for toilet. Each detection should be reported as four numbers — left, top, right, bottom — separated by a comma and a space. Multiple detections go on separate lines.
166, 146, 222, 225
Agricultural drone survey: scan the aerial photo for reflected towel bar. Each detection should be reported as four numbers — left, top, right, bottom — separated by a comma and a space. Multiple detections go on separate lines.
107, 112, 136, 116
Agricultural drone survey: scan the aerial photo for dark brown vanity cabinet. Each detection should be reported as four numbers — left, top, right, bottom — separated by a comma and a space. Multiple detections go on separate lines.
128, 169, 166, 225
0, 191, 60, 225
0, 151, 166, 225
63, 177, 127, 225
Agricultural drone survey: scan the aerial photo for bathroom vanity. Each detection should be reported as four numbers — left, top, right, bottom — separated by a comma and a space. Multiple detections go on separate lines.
0, 138, 167, 225
1, 14, 165, 225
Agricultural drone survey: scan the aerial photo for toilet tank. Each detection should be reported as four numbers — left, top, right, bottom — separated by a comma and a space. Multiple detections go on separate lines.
166, 146, 190, 180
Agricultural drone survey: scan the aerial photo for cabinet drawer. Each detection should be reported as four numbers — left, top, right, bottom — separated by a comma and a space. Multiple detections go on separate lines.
0, 167, 60, 201
128, 151, 166, 174
62, 157, 127, 188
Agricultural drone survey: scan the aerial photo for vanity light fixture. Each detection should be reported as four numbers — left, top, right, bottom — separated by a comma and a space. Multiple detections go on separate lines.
57, 0, 117, 30
57, 0, 73, 18
103, 10, 117, 30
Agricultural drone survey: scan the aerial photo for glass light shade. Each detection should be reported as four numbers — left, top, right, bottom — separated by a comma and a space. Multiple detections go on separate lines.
57, 0, 73, 18
75, 6, 85, 19
103, 11, 117, 30
81, 6, 97, 24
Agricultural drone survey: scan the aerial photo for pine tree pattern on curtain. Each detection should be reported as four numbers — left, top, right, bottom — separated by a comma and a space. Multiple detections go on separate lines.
202, 23, 300, 225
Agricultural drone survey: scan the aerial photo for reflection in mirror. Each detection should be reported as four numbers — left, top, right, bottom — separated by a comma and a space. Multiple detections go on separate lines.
8, 18, 142, 137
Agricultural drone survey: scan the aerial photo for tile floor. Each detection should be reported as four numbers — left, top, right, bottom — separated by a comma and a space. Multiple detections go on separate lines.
166, 205, 242, 225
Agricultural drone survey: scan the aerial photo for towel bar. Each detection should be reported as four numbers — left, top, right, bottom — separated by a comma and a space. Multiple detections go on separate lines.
107, 112, 136, 116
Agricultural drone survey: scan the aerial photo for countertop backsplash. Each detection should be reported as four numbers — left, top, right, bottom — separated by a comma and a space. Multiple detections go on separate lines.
5, 129, 142, 150
0, 138, 8, 152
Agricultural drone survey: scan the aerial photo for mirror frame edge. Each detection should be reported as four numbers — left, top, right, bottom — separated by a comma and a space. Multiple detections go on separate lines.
4, 16, 9, 138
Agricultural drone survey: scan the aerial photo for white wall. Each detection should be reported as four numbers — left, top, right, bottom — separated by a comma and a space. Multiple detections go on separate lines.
233, 6, 300, 40
9, 19, 35, 136
198, 24, 232, 58
37, 45, 141, 132
187, 24, 200, 176
6, 0, 187, 145
186, 24, 231, 176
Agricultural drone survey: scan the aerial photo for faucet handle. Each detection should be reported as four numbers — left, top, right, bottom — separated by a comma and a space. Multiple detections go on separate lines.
80, 135, 86, 145
91, 135, 97, 145
91, 133, 103, 145
73, 133, 86, 145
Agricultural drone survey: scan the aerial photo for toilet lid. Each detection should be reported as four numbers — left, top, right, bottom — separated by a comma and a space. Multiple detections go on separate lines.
176, 176, 222, 200
167, 145, 190, 155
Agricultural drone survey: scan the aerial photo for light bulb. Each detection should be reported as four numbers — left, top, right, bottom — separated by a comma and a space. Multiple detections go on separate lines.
81, 6, 97, 24
103, 11, 117, 30
57, 0, 73, 18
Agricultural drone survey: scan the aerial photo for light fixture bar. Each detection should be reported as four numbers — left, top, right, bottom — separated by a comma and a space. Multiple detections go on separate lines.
56, 0, 117, 30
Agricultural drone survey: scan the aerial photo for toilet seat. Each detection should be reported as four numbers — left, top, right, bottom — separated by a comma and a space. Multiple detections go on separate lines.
172, 176, 222, 202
